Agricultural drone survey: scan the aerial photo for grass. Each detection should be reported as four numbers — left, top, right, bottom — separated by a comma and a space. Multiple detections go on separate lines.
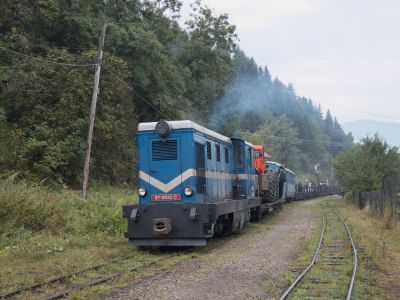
9, 182, 397, 299
280, 196, 400, 300
0, 180, 301, 299
0, 179, 137, 296
337, 196, 400, 300
274, 200, 325, 299
288, 205, 353, 299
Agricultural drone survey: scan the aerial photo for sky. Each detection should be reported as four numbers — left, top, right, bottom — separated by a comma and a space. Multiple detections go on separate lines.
180, 0, 400, 124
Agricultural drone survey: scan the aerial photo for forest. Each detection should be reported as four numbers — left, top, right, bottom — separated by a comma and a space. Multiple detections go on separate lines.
0, 0, 354, 187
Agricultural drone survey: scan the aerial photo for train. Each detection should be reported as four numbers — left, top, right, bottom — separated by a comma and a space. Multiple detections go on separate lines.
123, 120, 336, 247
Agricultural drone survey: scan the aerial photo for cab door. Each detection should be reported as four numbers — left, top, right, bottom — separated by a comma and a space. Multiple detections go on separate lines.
148, 138, 182, 201
194, 142, 206, 202
215, 144, 222, 199
246, 146, 255, 198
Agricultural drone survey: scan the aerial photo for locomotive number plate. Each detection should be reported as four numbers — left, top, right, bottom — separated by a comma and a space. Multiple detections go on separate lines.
151, 194, 181, 201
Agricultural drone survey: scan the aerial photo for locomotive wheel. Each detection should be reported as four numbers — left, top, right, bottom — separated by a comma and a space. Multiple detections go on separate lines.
218, 214, 234, 235
250, 206, 262, 222
213, 220, 225, 236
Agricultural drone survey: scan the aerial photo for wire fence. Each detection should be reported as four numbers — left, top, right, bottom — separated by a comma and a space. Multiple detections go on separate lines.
352, 177, 400, 226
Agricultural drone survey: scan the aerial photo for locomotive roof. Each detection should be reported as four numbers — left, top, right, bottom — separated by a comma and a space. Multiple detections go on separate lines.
285, 168, 295, 175
266, 161, 295, 175
138, 120, 232, 143
266, 161, 282, 167
231, 137, 254, 148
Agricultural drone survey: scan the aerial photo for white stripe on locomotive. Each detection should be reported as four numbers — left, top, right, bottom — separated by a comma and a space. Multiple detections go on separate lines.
139, 169, 255, 193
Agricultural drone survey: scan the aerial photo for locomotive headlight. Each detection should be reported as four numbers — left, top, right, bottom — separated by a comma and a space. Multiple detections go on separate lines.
184, 186, 193, 196
155, 120, 171, 137
138, 187, 147, 197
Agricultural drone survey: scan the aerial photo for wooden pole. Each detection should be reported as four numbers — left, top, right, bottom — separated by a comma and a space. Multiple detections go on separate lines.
82, 22, 107, 199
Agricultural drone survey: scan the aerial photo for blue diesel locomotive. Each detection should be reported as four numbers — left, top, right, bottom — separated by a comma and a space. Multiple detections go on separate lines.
123, 120, 262, 246
121, 120, 340, 247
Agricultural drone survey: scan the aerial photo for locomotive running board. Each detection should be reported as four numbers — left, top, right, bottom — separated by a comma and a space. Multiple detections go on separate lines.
129, 238, 207, 247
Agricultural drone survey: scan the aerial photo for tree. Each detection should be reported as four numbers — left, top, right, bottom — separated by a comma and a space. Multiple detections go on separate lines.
0, 0, 353, 185
335, 134, 400, 192
179, 1, 238, 121
243, 116, 300, 168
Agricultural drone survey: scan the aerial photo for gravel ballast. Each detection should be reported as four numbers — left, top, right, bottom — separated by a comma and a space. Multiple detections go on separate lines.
111, 199, 322, 300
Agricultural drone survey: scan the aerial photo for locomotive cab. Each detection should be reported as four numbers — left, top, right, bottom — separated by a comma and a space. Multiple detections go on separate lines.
231, 138, 256, 199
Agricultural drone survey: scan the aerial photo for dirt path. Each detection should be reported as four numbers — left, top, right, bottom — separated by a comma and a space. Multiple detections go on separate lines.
111, 199, 322, 300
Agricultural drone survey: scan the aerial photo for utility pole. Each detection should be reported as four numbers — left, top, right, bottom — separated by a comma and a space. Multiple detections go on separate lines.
82, 22, 107, 199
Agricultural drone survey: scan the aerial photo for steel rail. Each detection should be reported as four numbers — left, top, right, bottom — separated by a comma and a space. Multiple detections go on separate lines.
0, 248, 189, 299
46, 258, 165, 300
335, 211, 358, 300
45, 240, 229, 300
0, 231, 236, 299
0, 253, 138, 299
279, 209, 326, 300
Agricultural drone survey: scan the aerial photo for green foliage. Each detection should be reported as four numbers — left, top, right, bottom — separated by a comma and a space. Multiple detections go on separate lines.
180, 2, 237, 121
0, 179, 136, 243
0, 48, 136, 185
0, 0, 241, 185
0, 0, 351, 184
0, 179, 68, 234
335, 134, 400, 192
243, 116, 300, 168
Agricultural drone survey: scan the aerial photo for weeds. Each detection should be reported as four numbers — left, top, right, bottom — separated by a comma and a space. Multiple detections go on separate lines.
0, 179, 136, 240
0, 179, 137, 294
334, 198, 400, 299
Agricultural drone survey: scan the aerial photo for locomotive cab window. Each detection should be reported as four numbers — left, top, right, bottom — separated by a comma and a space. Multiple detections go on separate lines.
216, 144, 221, 161
233, 144, 244, 168
224, 147, 229, 163
247, 148, 253, 168
206, 141, 212, 160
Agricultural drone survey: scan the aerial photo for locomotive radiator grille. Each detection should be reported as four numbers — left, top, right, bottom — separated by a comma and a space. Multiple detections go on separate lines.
152, 140, 177, 161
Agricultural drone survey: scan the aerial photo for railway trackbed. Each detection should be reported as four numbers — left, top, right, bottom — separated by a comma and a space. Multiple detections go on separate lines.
0, 250, 191, 300
280, 205, 358, 300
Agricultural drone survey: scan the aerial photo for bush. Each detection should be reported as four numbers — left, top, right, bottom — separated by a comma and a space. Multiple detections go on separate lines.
0, 180, 136, 245
84, 199, 129, 236
335, 135, 400, 193
0, 179, 68, 234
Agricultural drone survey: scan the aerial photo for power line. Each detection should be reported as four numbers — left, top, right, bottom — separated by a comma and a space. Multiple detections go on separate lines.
326, 103, 400, 122
236, 131, 355, 146
3, 39, 97, 51
0, 46, 98, 67
103, 66, 172, 119
0, 49, 173, 120
103, 63, 150, 91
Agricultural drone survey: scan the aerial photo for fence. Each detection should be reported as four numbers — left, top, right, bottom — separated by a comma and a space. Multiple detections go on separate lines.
352, 177, 400, 226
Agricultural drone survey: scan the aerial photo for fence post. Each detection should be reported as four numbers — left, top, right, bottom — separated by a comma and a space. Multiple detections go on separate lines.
394, 178, 400, 225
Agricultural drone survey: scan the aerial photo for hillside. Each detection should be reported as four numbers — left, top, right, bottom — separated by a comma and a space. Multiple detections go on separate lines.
0, 1, 352, 185
343, 119, 400, 147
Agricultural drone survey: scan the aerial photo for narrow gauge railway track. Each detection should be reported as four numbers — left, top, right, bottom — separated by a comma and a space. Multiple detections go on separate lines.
0, 236, 235, 300
280, 206, 358, 300
0, 249, 192, 300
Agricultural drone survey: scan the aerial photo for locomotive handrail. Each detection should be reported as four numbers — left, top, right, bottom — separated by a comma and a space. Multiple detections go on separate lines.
279, 209, 326, 300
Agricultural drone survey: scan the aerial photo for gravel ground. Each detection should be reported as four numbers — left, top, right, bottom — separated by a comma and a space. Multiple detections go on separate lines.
111, 199, 322, 300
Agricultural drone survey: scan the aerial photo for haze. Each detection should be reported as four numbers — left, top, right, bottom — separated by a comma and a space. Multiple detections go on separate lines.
181, 0, 400, 124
